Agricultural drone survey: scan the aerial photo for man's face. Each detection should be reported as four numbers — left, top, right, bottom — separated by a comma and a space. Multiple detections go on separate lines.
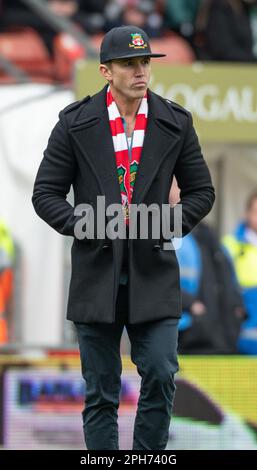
246, 198, 257, 233
100, 56, 151, 100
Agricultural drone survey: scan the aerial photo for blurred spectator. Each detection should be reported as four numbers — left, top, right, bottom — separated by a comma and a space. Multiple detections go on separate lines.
176, 222, 245, 354
44, 0, 81, 54
40, 0, 102, 52
78, 0, 106, 33
104, 0, 165, 38
0, 219, 15, 345
223, 191, 257, 355
165, 0, 202, 46
170, 179, 245, 354
249, 0, 257, 57
194, 0, 257, 62
79, 0, 106, 14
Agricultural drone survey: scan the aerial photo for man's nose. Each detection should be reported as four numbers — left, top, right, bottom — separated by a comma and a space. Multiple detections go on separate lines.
134, 62, 145, 75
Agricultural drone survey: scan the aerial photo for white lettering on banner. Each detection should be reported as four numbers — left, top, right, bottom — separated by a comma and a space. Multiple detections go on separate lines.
220, 88, 244, 121
194, 85, 220, 121
151, 80, 257, 122
241, 87, 257, 121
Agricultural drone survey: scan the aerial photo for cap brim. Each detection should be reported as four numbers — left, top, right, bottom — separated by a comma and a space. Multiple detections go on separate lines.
102, 52, 166, 62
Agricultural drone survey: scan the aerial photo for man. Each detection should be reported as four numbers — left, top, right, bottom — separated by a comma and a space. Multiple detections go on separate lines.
32, 25, 215, 450
223, 190, 257, 355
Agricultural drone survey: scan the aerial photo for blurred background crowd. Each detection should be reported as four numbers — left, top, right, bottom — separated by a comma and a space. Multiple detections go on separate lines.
0, 0, 257, 83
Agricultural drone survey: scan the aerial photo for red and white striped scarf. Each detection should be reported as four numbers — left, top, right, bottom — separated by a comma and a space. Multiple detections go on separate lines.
106, 85, 148, 225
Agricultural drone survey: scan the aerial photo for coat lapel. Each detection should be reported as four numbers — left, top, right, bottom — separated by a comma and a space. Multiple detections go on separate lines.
69, 84, 122, 213
131, 89, 182, 206
69, 84, 182, 210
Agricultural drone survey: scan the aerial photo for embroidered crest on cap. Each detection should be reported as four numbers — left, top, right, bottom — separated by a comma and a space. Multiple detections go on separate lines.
129, 33, 148, 49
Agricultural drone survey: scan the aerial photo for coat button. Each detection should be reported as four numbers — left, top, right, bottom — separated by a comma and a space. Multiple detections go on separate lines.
102, 243, 110, 250
153, 243, 161, 251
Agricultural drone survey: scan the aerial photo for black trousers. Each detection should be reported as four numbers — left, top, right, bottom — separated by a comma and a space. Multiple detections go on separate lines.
74, 243, 179, 450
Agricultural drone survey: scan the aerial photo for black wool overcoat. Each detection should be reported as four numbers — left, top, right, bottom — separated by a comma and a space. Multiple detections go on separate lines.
32, 84, 215, 324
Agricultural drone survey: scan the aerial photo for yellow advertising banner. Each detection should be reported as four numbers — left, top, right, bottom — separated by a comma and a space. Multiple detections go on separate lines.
1, 355, 256, 449
75, 61, 257, 143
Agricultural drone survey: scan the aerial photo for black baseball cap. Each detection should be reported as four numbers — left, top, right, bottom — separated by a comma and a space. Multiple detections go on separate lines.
100, 25, 166, 63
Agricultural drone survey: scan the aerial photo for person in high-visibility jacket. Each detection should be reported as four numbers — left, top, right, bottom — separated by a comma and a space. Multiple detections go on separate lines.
0, 220, 15, 345
223, 191, 257, 355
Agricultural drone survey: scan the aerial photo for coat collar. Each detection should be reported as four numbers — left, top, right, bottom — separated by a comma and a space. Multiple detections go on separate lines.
69, 83, 182, 208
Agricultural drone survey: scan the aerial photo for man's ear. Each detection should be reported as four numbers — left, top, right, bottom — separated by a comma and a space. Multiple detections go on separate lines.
99, 64, 112, 82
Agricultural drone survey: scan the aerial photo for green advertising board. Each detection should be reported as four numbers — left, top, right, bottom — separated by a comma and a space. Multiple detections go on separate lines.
75, 60, 257, 143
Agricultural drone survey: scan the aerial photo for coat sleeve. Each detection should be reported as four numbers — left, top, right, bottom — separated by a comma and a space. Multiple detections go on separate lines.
32, 110, 79, 237
173, 112, 215, 237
